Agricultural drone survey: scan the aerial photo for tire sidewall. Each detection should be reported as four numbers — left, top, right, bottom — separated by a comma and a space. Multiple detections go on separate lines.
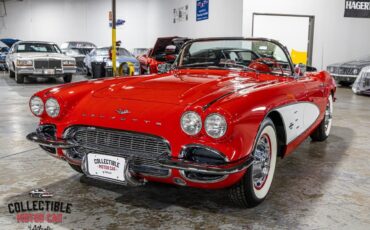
324, 95, 334, 137
246, 118, 278, 202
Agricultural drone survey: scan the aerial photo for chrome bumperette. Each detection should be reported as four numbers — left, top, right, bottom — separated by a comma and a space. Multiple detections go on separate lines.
158, 154, 254, 175
26, 132, 77, 149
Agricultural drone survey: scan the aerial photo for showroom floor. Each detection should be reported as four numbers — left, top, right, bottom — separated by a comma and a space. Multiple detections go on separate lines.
0, 72, 369, 230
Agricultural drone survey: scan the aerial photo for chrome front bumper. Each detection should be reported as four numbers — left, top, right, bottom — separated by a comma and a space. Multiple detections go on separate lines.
16, 67, 76, 76
27, 131, 253, 175
331, 74, 357, 83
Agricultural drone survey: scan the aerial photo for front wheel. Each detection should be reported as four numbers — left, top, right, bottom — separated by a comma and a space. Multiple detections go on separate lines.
15, 72, 25, 84
310, 94, 333, 141
63, 74, 72, 83
229, 118, 277, 208
9, 70, 15, 78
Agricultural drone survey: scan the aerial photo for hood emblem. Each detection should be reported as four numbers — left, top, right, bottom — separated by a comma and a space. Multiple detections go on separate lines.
116, 109, 130, 115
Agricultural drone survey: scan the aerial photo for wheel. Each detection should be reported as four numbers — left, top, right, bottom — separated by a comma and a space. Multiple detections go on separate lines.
338, 81, 352, 87
15, 72, 24, 83
86, 66, 91, 76
63, 74, 72, 83
9, 70, 15, 78
69, 163, 83, 173
229, 118, 277, 208
311, 94, 333, 141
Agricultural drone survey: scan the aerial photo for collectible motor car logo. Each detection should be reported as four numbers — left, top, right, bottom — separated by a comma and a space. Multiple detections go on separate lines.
7, 188, 73, 229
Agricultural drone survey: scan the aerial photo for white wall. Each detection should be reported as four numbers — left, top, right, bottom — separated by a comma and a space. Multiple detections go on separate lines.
0, 0, 150, 51
146, 0, 244, 46
243, 0, 370, 69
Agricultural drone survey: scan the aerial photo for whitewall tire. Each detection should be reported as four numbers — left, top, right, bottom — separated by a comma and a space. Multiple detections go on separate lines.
229, 117, 277, 207
311, 94, 333, 141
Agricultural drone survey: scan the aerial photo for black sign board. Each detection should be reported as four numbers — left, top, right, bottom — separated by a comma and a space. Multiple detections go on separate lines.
344, 0, 370, 18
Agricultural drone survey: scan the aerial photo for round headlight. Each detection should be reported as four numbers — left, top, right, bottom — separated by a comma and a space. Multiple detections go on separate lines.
353, 69, 359, 75
205, 114, 227, 138
30, 96, 44, 116
181, 111, 202, 136
45, 98, 60, 118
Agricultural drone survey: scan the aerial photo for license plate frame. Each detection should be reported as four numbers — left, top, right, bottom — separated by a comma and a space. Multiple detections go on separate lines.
43, 69, 55, 75
86, 153, 127, 182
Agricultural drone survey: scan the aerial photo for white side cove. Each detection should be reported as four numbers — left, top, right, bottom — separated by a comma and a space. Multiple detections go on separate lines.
276, 103, 320, 144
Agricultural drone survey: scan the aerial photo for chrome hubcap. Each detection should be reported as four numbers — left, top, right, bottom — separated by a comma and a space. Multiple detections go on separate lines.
325, 100, 332, 132
252, 134, 271, 189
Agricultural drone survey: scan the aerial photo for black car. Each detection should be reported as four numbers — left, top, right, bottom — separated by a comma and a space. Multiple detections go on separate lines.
327, 57, 370, 86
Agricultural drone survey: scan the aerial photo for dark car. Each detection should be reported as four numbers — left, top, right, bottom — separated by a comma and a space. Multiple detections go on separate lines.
0, 39, 20, 70
327, 57, 370, 86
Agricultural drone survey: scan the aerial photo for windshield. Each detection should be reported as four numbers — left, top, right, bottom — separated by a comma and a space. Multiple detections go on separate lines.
15, 43, 61, 53
178, 39, 292, 75
95, 48, 133, 57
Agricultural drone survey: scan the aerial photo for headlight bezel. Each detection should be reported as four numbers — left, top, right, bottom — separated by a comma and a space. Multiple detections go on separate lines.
62, 60, 76, 66
17, 59, 33, 66
45, 98, 61, 118
204, 113, 228, 139
29, 96, 44, 116
180, 111, 202, 136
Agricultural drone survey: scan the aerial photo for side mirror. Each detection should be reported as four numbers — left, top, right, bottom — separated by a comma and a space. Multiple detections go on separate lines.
294, 63, 306, 78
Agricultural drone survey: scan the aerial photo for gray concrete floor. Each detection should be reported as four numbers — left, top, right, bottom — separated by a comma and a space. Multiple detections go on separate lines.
0, 72, 369, 230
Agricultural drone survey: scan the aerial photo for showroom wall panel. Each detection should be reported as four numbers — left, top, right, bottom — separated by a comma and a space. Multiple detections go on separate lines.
243, 0, 370, 69
0, 0, 150, 51
146, 0, 244, 45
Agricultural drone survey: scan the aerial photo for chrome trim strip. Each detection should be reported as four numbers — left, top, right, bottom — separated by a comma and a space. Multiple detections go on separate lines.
179, 170, 228, 184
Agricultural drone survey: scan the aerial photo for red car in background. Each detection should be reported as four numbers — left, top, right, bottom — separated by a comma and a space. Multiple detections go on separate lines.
26, 38, 336, 208
138, 37, 189, 74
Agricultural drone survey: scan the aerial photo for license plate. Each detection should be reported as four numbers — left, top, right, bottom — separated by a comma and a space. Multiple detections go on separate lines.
43, 69, 55, 75
87, 154, 126, 182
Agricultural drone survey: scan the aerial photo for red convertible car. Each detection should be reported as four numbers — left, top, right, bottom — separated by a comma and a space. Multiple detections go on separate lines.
27, 38, 336, 207
137, 37, 189, 74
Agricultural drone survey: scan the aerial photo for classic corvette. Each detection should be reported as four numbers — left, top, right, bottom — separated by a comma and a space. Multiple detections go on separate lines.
6, 41, 77, 83
352, 66, 370, 95
26, 38, 336, 207
327, 56, 370, 86
138, 37, 190, 74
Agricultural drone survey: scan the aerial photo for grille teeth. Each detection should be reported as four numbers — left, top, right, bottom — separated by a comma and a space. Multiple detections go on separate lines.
34, 59, 62, 69
66, 126, 171, 177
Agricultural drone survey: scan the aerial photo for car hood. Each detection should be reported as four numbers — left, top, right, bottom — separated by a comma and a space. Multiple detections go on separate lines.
329, 59, 370, 68
14, 52, 72, 59
92, 70, 276, 106
117, 56, 139, 65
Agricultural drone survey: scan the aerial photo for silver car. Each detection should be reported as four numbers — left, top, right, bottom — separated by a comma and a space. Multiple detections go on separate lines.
6, 41, 77, 84
352, 66, 370, 96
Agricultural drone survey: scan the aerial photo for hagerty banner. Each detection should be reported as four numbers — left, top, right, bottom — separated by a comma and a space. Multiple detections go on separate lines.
344, 0, 370, 18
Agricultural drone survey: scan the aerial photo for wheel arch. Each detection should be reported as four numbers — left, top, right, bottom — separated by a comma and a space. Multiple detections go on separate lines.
266, 110, 287, 158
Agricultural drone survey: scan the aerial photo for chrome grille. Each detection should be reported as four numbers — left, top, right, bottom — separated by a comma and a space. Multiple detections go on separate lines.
66, 126, 171, 177
332, 67, 358, 75
34, 59, 62, 69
